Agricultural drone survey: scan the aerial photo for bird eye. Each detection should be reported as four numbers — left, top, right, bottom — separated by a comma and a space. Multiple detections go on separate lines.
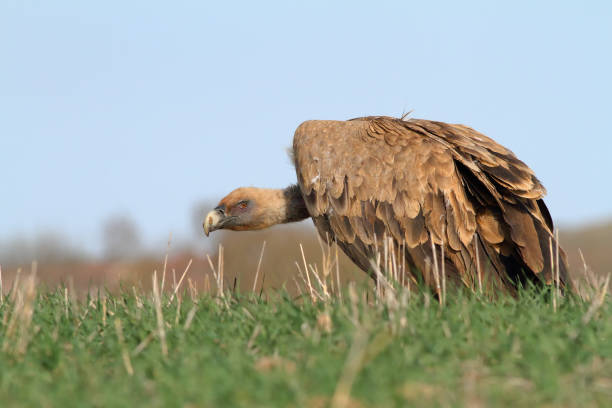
237, 201, 248, 209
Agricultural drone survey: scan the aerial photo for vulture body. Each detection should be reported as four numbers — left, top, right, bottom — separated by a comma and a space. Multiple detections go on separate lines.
205, 116, 570, 295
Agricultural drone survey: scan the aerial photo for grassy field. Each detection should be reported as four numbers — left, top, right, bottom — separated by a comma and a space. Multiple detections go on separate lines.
1, 268, 611, 408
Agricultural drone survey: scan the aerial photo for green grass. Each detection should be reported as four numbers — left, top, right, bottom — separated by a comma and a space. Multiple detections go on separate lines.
1, 277, 611, 407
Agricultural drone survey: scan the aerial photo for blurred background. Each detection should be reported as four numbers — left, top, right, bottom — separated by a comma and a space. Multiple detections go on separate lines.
1, 1, 611, 292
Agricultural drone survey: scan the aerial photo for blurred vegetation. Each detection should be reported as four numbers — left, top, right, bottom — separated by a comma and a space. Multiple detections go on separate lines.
561, 219, 612, 277
0, 221, 365, 296
0, 214, 611, 295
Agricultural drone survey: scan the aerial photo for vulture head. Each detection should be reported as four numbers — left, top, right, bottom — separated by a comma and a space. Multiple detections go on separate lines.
203, 186, 309, 236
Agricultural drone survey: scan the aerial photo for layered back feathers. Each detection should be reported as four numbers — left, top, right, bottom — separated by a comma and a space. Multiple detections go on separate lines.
292, 116, 569, 295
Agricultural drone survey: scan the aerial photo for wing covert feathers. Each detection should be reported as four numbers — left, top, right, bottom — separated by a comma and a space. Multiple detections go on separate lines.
293, 116, 569, 295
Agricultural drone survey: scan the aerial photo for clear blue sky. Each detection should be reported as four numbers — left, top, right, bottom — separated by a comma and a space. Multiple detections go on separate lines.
1, 1, 611, 254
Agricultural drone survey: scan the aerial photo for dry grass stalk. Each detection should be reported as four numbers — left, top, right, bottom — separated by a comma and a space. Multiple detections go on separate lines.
309, 264, 330, 300
102, 295, 107, 327
375, 252, 382, 301
206, 250, 230, 308
315, 234, 333, 280
402, 240, 410, 296
582, 273, 610, 325
152, 270, 168, 357
252, 241, 266, 294
555, 229, 560, 301
292, 276, 304, 298
430, 239, 442, 306
183, 306, 198, 330
241, 307, 255, 321
368, 259, 395, 295
390, 237, 399, 285
161, 232, 172, 293
175, 295, 182, 326
246, 324, 262, 355
218, 245, 224, 294
258, 268, 267, 299
549, 237, 556, 312
206, 254, 222, 297
2, 271, 37, 356
295, 262, 322, 301
329, 265, 335, 296
300, 244, 316, 302
347, 283, 360, 326
114, 318, 134, 376
64, 287, 69, 318
132, 332, 155, 356
132, 286, 143, 309
314, 235, 338, 299
573, 248, 611, 300
441, 241, 446, 306
203, 274, 211, 294
75, 304, 92, 331
330, 328, 369, 408
167, 258, 193, 306
66, 276, 76, 313
578, 248, 588, 276
0, 264, 3, 305
384, 234, 389, 282
172, 269, 177, 294
400, 240, 405, 287
294, 263, 307, 293
474, 239, 482, 294
187, 278, 197, 303
8, 268, 22, 305
335, 244, 342, 302
161, 254, 168, 294
317, 311, 333, 333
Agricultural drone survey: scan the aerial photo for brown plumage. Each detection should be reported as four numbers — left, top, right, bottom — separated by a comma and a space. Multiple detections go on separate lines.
204, 116, 570, 295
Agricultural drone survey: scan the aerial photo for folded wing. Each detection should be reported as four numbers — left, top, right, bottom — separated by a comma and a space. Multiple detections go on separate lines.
293, 116, 569, 295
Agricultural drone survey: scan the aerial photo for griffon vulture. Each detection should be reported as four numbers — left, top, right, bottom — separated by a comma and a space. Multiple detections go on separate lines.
204, 116, 570, 295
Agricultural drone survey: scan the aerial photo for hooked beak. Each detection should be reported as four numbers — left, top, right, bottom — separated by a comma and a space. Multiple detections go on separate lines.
203, 208, 225, 237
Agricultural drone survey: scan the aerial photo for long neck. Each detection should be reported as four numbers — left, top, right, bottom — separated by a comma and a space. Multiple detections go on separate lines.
281, 184, 310, 223
255, 185, 310, 228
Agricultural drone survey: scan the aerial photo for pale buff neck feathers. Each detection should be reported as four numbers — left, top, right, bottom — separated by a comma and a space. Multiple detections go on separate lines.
218, 185, 309, 230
